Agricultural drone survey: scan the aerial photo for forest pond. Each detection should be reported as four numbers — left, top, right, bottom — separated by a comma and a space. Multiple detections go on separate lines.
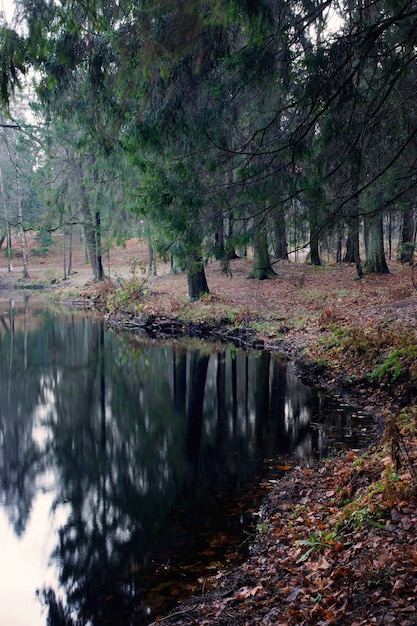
0, 296, 375, 626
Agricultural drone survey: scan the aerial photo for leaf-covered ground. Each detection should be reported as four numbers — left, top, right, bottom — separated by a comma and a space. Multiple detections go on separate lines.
148, 452, 417, 625
114, 250, 417, 626
2, 238, 417, 625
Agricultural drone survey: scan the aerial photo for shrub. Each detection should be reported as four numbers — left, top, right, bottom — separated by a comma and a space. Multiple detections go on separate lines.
31, 231, 56, 256
103, 258, 148, 313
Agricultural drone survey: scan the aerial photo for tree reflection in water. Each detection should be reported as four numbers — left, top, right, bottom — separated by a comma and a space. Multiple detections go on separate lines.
0, 298, 373, 626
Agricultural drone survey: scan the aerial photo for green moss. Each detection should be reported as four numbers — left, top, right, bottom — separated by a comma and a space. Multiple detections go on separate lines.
370, 346, 417, 383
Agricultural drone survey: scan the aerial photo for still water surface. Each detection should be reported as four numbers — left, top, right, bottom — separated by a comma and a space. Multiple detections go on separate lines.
0, 297, 373, 626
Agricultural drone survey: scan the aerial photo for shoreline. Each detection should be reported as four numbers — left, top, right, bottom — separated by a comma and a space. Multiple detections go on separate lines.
1, 252, 416, 625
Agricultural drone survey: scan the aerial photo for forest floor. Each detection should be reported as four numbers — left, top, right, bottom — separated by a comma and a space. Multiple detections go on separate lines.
1, 235, 417, 625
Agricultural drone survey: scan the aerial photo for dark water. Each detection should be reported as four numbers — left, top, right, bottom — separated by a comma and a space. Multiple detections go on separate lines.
0, 297, 374, 626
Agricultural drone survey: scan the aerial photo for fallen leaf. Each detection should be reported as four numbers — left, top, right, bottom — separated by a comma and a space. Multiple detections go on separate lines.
235, 584, 264, 600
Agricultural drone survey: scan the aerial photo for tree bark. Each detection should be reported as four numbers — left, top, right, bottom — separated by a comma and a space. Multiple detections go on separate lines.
63, 228, 67, 280
346, 191, 363, 277
349, 153, 364, 277
16, 156, 29, 278
248, 214, 277, 279
336, 231, 343, 263
364, 212, 389, 274
343, 232, 355, 263
67, 228, 73, 275
214, 214, 239, 272
310, 235, 321, 266
225, 212, 239, 260
400, 207, 415, 265
95, 209, 104, 280
353, 221, 363, 278
186, 250, 209, 300
273, 216, 289, 261
170, 249, 185, 274
214, 223, 224, 260
0, 166, 12, 272
76, 160, 102, 280
307, 200, 322, 266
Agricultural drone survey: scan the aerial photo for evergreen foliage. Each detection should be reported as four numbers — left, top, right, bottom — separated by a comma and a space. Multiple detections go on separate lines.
0, 0, 416, 291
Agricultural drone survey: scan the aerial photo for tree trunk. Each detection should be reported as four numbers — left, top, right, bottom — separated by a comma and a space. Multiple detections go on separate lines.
386, 213, 392, 260
248, 214, 277, 279
214, 213, 239, 275
77, 160, 101, 280
225, 213, 239, 260
170, 252, 185, 274
81, 229, 89, 264
346, 193, 363, 277
214, 223, 224, 260
310, 236, 321, 266
0, 166, 12, 272
16, 157, 29, 278
364, 212, 389, 274
95, 210, 104, 280
343, 232, 355, 263
352, 219, 363, 278
400, 207, 415, 265
349, 152, 364, 277
80, 192, 98, 278
336, 231, 343, 263
186, 250, 209, 300
63, 229, 67, 280
273, 216, 289, 261
308, 200, 322, 266
6, 231, 12, 271
238, 217, 248, 258
67, 228, 73, 275
148, 242, 157, 275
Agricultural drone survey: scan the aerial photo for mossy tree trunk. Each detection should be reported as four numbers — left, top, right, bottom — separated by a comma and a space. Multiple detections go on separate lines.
248, 214, 277, 280
364, 212, 389, 274
186, 250, 209, 301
